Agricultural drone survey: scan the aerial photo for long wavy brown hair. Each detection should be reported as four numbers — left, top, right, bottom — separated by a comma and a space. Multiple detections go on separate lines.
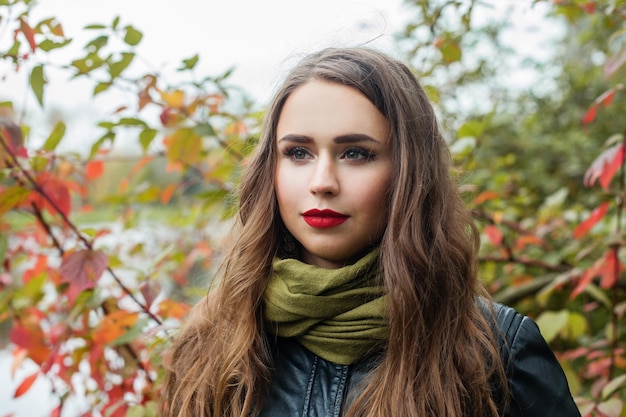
161, 47, 507, 417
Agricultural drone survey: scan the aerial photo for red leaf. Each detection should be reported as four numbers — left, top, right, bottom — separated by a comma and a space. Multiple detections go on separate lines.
9, 309, 51, 364
28, 173, 72, 217
574, 202, 610, 239
85, 160, 104, 180
18, 17, 37, 52
139, 281, 160, 309
583, 86, 623, 126
484, 225, 503, 246
572, 250, 624, 298
600, 250, 623, 289
13, 371, 39, 398
572, 259, 603, 299
584, 143, 625, 190
60, 249, 108, 304
582, 105, 598, 126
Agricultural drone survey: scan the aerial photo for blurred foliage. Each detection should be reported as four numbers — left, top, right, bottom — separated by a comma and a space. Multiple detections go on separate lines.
398, 0, 626, 414
1, 0, 625, 416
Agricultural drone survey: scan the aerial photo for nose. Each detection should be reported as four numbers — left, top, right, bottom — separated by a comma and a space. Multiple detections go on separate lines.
309, 155, 339, 195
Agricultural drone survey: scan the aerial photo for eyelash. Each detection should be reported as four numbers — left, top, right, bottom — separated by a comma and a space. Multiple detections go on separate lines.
282, 146, 375, 161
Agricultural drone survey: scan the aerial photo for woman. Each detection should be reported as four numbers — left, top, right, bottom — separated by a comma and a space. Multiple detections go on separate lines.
161, 47, 580, 417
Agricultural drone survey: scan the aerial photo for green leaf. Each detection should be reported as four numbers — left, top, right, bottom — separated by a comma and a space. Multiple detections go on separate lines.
118, 117, 147, 127
535, 310, 569, 343
30, 65, 46, 107
0, 228, 7, 266
7, 40, 20, 57
178, 54, 199, 71
89, 131, 115, 159
194, 122, 216, 137
108, 52, 134, 79
139, 129, 157, 153
112, 16, 120, 30
86, 35, 108, 51
38, 38, 71, 52
42, 121, 66, 151
84, 24, 106, 30
94, 82, 111, 95
602, 374, 626, 400
123, 26, 143, 46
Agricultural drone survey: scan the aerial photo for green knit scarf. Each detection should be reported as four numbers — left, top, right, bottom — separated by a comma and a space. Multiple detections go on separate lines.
263, 250, 388, 365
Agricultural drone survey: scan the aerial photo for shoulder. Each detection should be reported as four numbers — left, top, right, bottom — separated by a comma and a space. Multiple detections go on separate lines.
488, 302, 581, 417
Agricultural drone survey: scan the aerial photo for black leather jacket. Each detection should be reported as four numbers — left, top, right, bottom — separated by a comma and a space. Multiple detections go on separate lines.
259, 303, 581, 417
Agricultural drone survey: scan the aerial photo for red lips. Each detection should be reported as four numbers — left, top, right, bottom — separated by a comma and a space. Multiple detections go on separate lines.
302, 209, 349, 228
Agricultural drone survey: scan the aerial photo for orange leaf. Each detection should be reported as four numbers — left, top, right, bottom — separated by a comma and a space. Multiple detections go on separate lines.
484, 225, 503, 246
130, 155, 153, 175
60, 249, 108, 304
160, 183, 177, 204
11, 348, 28, 378
94, 311, 139, 344
574, 202, 610, 239
9, 309, 51, 364
158, 299, 190, 320
18, 16, 37, 52
514, 235, 545, 250
23, 254, 48, 284
13, 371, 39, 398
85, 160, 104, 180
473, 190, 499, 205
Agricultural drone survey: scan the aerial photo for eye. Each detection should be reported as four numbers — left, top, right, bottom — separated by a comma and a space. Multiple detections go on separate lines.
342, 147, 374, 161
284, 146, 312, 160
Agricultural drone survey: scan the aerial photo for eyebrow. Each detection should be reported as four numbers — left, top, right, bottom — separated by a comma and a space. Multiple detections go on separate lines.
277, 133, 382, 144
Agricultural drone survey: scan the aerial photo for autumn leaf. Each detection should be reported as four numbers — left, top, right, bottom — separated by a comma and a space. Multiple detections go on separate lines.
164, 128, 202, 166
573, 202, 610, 239
14, 371, 39, 399
94, 310, 138, 345
85, 160, 104, 180
18, 16, 37, 51
473, 190, 499, 205
514, 235, 545, 250
160, 183, 177, 204
572, 250, 624, 298
158, 299, 190, 320
584, 143, 625, 191
23, 254, 48, 284
9, 309, 51, 364
582, 86, 622, 126
484, 225, 503, 247
28, 172, 72, 217
60, 249, 108, 304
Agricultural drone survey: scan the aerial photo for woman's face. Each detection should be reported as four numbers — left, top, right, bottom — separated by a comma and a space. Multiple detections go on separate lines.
274, 80, 393, 269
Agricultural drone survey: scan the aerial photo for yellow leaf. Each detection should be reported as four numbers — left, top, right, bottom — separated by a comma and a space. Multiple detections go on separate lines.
161, 90, 185, 108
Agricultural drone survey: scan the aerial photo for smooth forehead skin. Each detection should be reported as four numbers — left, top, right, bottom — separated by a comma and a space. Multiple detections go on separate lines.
276, 79, 388, 144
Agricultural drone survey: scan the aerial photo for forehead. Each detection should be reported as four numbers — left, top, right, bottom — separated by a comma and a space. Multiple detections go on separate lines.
276, 80, 388, 143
